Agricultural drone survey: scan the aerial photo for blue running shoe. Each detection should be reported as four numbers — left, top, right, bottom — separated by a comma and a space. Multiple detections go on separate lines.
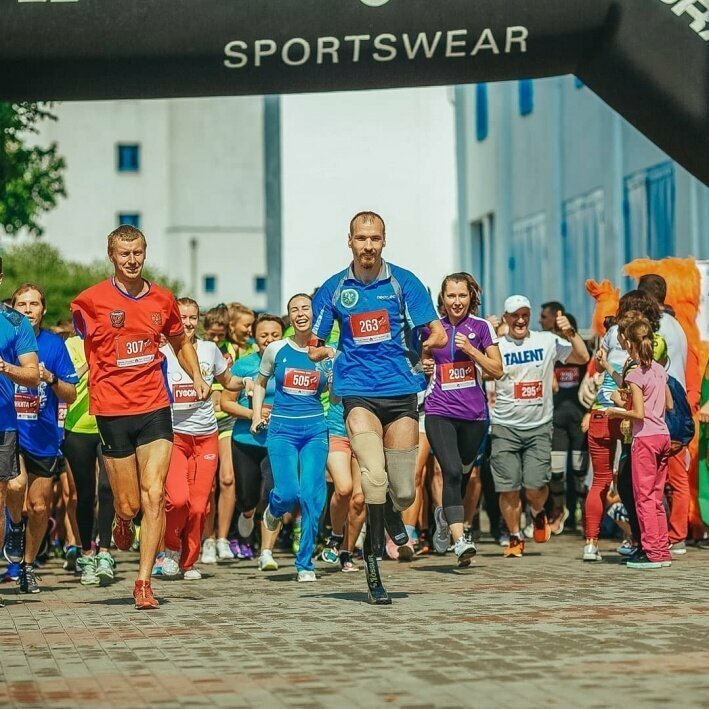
3, 519, 24, 564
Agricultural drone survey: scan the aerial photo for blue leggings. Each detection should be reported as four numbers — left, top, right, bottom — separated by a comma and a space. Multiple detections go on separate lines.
266, 416, 328, 571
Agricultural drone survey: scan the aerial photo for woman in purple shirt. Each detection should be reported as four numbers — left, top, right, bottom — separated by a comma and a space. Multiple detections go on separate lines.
422, 273, 503, 566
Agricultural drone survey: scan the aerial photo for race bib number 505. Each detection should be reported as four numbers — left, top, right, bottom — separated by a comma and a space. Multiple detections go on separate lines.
350, 310, 391, 345
116, 335, 156, 368
283, 368, 320, 396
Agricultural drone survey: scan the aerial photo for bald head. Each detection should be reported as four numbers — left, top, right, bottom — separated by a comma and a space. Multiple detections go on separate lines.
349, 211, 386, 238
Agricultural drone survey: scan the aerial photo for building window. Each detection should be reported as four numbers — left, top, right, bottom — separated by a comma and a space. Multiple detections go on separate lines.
203, 275, 217, 295
254, 276, 267, 294
510, 213, 546, 308
623, 162, 675, 263
117, 144, 140, 172
562, 190, 605, 328
117, 213, 141, 229
475, 84, 488, 142
518, 80, 534, 116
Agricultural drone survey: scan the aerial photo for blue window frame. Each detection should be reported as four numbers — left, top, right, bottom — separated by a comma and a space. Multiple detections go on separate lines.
475, 84, 488, 142
204, 275, 217, 295
254, 276, 267, 294
518, 80, 534, 116
117, 144, 140, 172
117, 213, 141, 229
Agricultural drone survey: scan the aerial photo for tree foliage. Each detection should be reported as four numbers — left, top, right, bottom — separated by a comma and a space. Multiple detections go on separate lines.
1, 242, 182, 327
0, 103, 67, 236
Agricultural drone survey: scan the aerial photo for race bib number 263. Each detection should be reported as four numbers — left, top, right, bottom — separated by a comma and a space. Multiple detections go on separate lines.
350, 310, 391, 345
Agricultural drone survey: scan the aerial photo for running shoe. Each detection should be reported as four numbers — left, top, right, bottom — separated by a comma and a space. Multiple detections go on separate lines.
112, 516, 136, 551
3, 562, 20, 582
130, 525, 141, 552
669, 541, 687, 556
454, 536, 477, 568
258, 550, 279, 571
133, 580, 159, 609
339, 550, 359, 572
183, 568, 202, 580
291, 523, 302, 555
77, 554, 100, 586
237, 513, 255, 539
385, 535, 399, 560
321, 535, 342, 565
163, 549, 181, 577
498, 519, 510, 547
626, 554, 663, 570
354, 525, 365, 551
63, 545, 79, 572
297, 569, 317, 582
433, 507, 450, 555
263, 504, 281, 533
582, 543, 602, 562
550, 508, 570, 536
503, 536, 524, 558
3, 519, 24, 564
216, 538, 235, 561
532, 510, 551, 543
152, 553, 165, 577
18, 563, 40, 593
201, 538, 217, 564
95, 552, 115, 585
616, 540, 636, 556
397, 539, 415, 562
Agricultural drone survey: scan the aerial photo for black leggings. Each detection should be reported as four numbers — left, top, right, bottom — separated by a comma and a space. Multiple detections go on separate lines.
232, 440, 273, 514
64, 431, 114, 551
425, 415, 487, 525
617, 442, 642, 549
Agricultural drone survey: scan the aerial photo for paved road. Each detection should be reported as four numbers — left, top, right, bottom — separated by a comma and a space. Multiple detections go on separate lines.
1, 534, 708, 708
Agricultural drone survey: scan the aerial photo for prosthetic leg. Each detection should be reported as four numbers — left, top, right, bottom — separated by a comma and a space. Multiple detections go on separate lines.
363, 503, 391, 605
383, 495, 412, 561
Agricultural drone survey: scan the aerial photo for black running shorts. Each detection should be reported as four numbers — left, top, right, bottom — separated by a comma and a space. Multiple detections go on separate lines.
96, 407, 173, 459
342, 394, 418, 428
0, 430, 20, 482
21, 449, 61, 479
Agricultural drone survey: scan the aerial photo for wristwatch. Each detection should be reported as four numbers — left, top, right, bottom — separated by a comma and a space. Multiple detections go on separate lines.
48, 372, 58, 386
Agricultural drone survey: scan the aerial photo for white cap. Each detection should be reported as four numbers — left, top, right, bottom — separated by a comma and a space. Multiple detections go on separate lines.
503, 295, 532, 314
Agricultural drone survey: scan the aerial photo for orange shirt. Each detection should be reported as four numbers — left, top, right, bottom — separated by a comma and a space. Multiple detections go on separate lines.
71, 279, 183, 416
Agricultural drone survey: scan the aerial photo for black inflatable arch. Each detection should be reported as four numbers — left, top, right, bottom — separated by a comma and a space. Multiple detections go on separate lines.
1, 0, 707, 182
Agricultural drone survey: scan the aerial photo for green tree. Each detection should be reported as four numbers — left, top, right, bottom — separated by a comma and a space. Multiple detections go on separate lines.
0, 103, 67, 236
1, 242, 182, 326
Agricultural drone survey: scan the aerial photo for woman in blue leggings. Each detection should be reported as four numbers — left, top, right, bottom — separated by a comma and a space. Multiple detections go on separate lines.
251, 293, 329, 582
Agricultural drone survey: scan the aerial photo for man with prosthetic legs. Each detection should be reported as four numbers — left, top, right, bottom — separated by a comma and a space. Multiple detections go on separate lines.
311, 212, 446, 604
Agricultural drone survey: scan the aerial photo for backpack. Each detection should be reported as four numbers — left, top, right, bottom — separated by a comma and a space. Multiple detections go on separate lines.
665, 374, 695, 446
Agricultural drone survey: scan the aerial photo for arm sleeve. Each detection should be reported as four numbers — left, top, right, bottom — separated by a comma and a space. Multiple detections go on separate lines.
259, 342, 278, 378
402, 273, 438, 328
554, 334, 574, 364
56, 341, 79, 384
164, 295, 185, 338
15, 317, 38, 357
312, 284, 335, 340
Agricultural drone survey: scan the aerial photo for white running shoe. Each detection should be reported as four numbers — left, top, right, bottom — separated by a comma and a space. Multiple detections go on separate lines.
433, 507, 450, 555
297, 569, 317, 582
201, 538, 217, 564
183, 568, 202, 580
258, 550, 279, 571
163, 549, 181, 577
237, 513, 255, 539
216, 538, 235, 560
522, 521, 535, 540
454, 537, 477, 568
583, 543, 602, 562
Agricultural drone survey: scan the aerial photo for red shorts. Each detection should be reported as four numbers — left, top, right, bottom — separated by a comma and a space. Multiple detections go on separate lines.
329, 435, 351, 455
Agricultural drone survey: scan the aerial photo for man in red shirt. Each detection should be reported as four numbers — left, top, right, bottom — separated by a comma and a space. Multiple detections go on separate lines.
72, 225, 209, 610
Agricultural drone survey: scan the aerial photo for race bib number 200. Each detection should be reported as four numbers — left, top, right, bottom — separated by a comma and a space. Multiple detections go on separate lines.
350, 310, 391, 345
116, 335, 156, 368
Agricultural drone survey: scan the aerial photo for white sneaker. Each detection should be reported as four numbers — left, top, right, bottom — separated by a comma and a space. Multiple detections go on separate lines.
238, 513, 255, 539
163, 549, 181, 577
216, 538, 235, 560
258, 550, 279, 571
454, 536, 477, 568
263, 504, 281, 532
522, 521, 535, 540
433, 506, 450, 555
201, 538, 217, 564
297, 569, 317, 582
183, 568, 202, 580
583, 543, 602, 562
499, 530, 510, 547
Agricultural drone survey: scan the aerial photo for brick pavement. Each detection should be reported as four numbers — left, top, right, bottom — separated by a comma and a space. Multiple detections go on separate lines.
1, 534, 708, 708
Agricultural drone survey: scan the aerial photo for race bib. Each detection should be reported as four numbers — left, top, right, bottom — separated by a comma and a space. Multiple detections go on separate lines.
116, 335, 156, 368
440, 362, 476, 391
514, 381, 543, 404
15, 393, 39, 420
350, 310, 391, 345
58, 401, 68, 429
556, 366, 580, 388
283, 368, 320, 396
172, 383, 200, 411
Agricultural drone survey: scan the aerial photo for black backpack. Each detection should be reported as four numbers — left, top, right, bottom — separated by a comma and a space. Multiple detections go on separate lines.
665, 374, 695, 446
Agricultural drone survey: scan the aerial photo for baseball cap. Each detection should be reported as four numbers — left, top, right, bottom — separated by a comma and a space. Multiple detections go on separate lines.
503, 295, 532, 314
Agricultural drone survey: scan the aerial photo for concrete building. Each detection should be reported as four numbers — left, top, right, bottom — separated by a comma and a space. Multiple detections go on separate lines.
455, 76, 709, 328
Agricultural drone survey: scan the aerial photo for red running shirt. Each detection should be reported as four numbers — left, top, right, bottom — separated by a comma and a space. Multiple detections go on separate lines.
71, 279, 184, 416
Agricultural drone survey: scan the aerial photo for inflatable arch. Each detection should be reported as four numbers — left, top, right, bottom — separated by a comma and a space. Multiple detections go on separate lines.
1, 0, 707, 182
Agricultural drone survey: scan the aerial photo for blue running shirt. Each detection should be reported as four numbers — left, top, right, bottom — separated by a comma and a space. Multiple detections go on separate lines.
232, 352, 276, 447
312, 261, 437, 397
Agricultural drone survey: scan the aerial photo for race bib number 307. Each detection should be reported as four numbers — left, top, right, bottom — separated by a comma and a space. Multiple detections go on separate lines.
283, 368, 320, 396
116, 335, 156, 368
514, 381, 543, 404
350, 310, 391, 345
440, 362, 476, 391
